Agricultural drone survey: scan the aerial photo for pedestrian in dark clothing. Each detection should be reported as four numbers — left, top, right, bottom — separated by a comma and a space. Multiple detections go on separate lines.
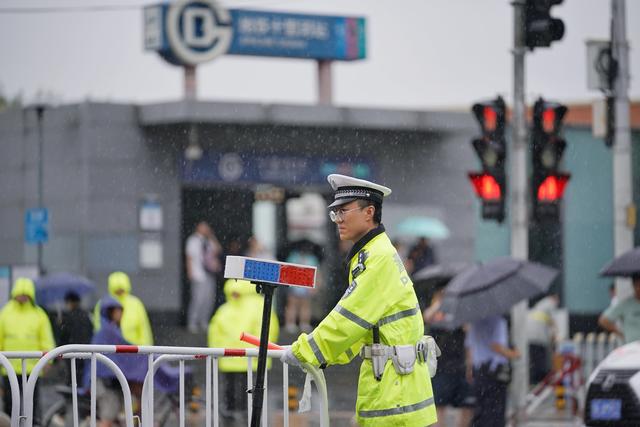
424, 288, 475, 427
467, 315, 520, 427
58, 291, 93, 385
407, 237, 437, 275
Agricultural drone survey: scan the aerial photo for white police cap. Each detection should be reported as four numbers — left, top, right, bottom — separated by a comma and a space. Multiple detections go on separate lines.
327, 174, 392, 208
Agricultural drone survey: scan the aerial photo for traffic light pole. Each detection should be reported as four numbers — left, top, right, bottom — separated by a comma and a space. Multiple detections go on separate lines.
611, 0, 634, 301
510, 0, 529, 420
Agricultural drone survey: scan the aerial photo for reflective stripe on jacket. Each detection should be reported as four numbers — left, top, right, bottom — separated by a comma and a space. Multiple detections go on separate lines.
291, 227, 437, 426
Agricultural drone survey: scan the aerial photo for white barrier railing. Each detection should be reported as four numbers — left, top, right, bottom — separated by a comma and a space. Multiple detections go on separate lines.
1, 345, 329, 427
2, 349, 136, 427
0, 353, 21, 427
571, 332, 623, 380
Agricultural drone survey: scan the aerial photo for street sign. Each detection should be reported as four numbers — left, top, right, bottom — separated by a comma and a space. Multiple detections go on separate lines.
144, 0, 366, 66
25, 208, 48, 244
181, 151, 375, 185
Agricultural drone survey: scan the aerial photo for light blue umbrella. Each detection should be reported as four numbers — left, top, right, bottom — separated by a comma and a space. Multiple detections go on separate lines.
395, 216, 450, 240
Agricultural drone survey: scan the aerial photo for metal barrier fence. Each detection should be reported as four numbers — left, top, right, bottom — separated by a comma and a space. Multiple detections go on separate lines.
522, 332, 623, 419
571, 332, 623, 381
1, 345, 329, 427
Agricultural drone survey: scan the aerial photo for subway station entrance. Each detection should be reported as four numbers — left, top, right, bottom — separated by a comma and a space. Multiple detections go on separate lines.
178, 152, 374, 324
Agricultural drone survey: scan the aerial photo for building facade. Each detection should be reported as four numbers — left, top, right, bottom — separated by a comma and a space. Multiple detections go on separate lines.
0, 101, 478, 317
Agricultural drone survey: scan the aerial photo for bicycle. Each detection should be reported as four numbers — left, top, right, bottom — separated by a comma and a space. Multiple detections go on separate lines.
42, 366, 201, 427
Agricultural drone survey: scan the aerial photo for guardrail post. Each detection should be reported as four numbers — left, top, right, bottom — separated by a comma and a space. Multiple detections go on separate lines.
0, 354, 21, 427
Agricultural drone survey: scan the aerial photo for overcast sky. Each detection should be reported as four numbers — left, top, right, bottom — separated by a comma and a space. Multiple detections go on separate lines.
1, 0, 638, 110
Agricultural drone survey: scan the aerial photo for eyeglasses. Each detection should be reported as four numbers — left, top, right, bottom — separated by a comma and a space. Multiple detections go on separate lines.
329, 206, 365, 223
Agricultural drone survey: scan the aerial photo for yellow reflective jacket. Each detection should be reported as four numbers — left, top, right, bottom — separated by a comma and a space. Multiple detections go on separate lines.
93, 272, 154, 345
291, 226, 437, 426
208, 279, 279, 372
0, 278, 56, 374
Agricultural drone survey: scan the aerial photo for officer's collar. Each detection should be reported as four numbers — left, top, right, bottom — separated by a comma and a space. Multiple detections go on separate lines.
345, 223, 386, 263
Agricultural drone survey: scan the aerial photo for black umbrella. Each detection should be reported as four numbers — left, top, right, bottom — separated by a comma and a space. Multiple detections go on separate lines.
412, 262, 472, 312
413, 262, 471, 287
433, 257, 558, 329
600, 247, 640, 277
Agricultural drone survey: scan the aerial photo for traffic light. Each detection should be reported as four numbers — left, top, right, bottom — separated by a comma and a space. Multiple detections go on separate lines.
524, 0, 565, 50
468, 96, 507, 222
531, 98, 570, 220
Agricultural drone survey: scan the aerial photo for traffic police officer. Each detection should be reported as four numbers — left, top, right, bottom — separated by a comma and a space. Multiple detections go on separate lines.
282, 174, 438, 426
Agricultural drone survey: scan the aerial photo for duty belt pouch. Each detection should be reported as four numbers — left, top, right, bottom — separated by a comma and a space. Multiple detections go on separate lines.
416, 335, 441, 378
391, 345, 417, 375
370, 343, 389, 381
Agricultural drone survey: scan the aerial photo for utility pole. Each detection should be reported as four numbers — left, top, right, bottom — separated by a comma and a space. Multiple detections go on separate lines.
35, 105, 45, 275
611, 0, 634, 300
510, 0, 529, 419
317, 60, 333, 105
184, 65, 197, 100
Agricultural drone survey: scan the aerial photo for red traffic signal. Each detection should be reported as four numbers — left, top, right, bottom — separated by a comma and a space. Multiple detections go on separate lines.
536, 174, 570, 202
469, 96, 507, 223
533, 173, 570, 221
538, 104, 567, 136
472, 97, 506, 140
468, 173, 505, 222
483, 106, 498, 132
469, 173, 502, 200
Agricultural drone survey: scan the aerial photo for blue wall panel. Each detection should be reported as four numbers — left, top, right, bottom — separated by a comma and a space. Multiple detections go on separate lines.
563, 128, 613, 314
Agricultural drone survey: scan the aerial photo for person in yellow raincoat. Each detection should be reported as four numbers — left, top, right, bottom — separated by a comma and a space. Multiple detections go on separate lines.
93, 272, 153, 346
208, 279, 279, 419
282, 174, 438, 427
0, 277, 55, 418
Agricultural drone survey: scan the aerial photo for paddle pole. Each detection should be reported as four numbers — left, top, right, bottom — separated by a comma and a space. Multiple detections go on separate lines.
250, 282, 275, 427
223, 255, 317, 426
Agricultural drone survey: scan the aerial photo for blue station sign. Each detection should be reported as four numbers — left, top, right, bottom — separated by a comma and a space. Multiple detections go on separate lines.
144, 0, 366, 66
181, 151, 375, 186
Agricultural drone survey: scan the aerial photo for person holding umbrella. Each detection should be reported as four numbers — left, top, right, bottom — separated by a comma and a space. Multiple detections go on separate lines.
598, 247, 640, 344
598, 275, 640, 344
424, 286, 475, 427
281, 174, 438, 427
430, 257, 557, 427
466, 315, 520, 427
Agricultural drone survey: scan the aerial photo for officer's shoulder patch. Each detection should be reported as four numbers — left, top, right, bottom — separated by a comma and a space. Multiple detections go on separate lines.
341, 279, 358, 300
351, 250, 369, 279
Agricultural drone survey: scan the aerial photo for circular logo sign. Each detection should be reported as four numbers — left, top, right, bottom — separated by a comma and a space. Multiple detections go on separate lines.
166, 0, 232, 65
218, 153, 244, 182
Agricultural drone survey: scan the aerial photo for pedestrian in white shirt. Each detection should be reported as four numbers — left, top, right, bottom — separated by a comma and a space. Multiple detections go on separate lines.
185, 221, 222, 333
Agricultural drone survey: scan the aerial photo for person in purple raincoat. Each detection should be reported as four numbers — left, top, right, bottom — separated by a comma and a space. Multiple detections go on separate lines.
86, 297, 180, 427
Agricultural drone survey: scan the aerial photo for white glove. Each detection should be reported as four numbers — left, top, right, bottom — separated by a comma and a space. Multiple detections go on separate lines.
280, 346, 302, 368
298, 373, 313, 413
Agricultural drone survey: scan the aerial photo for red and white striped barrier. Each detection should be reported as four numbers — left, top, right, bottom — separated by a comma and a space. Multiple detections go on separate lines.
1, 344, 329, 427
